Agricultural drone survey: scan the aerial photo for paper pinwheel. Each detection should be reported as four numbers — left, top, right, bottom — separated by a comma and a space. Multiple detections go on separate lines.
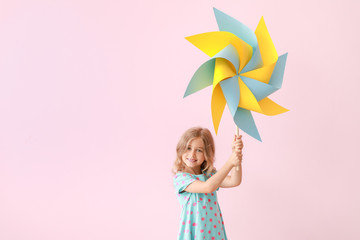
184, 8, 288, 141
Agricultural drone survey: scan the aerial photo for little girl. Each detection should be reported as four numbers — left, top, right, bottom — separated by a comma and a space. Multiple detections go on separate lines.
173, 127, 243, 240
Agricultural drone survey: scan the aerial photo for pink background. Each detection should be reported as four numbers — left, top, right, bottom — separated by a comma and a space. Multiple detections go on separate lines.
0, 0, 359, 239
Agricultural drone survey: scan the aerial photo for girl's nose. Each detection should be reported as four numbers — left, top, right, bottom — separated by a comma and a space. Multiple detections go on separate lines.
190, 150, 196, 157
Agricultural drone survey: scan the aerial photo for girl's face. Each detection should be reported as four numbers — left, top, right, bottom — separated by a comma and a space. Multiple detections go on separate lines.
182, 137, 206, 174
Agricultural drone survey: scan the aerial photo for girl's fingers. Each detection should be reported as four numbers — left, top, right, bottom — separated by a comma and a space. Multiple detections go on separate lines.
235, 145, 243, 150
235, 135, 242, 141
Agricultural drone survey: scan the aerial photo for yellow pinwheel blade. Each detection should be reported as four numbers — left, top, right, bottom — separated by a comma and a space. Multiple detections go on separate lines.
186, 31, 253, 72
239, 62, 276, 84
255, 17, 278, 65
256, 97, 289, 115
213, 58, 236, 88
238, 77, 262, 112
211, 84, 226, 134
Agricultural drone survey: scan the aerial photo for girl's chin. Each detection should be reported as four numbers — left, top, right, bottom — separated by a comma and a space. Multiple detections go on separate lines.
185, 162, 202, 169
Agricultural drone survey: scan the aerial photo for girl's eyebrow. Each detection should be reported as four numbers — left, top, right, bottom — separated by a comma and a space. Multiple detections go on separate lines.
188, 145, 204, 149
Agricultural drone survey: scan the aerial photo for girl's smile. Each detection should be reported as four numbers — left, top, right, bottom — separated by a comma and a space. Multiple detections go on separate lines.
187, 158, 197, 163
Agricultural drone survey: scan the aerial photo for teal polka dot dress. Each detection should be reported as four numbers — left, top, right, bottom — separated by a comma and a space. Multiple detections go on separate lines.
173, 172, 228, 240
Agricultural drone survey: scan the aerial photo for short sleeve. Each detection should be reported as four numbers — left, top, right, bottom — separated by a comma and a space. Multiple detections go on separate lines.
173, 172, 196, 193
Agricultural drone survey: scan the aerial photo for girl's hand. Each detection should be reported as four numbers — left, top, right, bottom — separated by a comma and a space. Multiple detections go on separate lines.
232, 135, 243, 152
229, 135, 243, 167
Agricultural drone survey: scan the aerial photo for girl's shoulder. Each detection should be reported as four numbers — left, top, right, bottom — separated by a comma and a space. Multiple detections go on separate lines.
173, 171, 206, 178
174, 171, 195, 177
173, 171, 190, 180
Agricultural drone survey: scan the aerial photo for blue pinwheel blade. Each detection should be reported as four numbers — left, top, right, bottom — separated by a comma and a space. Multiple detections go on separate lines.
268, 53, 288, 89
184, 58, 216, 98
219, 75, 240, 116
240, 76, 278, 101
241, 46, 263, 73
233, 108, 262, 141
213, 8, 258, 49
213, 44, 240, 73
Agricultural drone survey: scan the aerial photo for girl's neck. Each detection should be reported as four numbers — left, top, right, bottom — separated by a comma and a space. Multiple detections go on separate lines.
183, 167, 202, 175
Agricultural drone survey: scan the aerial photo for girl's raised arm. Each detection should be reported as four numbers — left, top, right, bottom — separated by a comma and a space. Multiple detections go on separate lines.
220, 135, 243, 188
184, 150, 241, 193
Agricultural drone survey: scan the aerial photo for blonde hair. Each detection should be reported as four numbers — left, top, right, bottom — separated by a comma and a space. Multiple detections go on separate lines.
172, 127, 216, 176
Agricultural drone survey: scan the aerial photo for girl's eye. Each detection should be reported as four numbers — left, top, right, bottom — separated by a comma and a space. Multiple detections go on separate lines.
197, 149, 202, 152
187, 147, 191, 150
